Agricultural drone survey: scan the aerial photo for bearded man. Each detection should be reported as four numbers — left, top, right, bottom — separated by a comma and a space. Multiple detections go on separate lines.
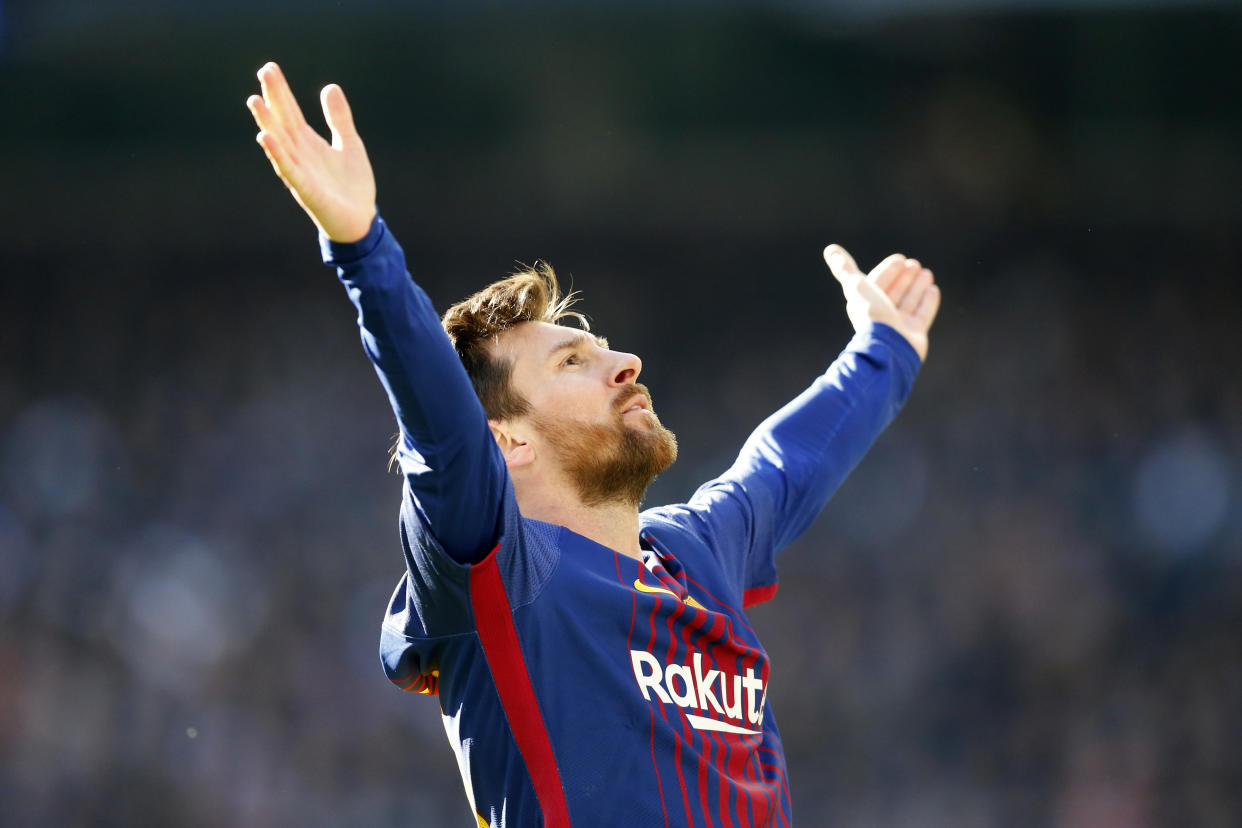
247, 61, 940, 828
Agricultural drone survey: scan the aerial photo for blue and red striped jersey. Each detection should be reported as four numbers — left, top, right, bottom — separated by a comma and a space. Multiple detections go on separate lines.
324, 217, 921, 827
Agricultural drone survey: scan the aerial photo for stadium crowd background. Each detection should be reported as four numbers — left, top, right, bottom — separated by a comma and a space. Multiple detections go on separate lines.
2, 3, 1240, 826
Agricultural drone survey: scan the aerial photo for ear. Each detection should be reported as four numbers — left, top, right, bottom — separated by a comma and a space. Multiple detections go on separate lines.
489, 419, 535, 470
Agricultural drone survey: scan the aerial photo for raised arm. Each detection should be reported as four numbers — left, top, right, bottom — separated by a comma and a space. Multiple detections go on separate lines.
651, 246, 940, 599
246, 63, 505, 563
734, 244, 941, 537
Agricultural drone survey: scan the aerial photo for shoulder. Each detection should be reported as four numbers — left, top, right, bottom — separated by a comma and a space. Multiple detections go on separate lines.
641, 503, 705, 540
639, 504, 725, 566
495, 516, 565, 609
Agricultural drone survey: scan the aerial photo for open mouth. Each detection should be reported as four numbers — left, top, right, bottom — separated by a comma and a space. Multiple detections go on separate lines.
620, 393, 650, 415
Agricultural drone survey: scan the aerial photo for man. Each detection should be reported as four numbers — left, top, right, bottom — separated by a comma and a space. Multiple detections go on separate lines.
247, 61, 939, 827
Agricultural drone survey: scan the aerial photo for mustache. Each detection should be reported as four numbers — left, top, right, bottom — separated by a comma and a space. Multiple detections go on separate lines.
613, 383, 655, 414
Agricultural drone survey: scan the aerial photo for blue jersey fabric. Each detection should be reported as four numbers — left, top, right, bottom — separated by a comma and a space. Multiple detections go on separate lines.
324, 216, 921, 827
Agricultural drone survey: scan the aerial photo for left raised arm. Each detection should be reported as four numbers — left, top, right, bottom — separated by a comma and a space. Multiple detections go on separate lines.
653, 248, 940, 602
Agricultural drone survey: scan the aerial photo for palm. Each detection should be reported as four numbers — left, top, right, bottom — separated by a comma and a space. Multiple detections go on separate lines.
247, 63, 377, 242
824, 246, 940, 362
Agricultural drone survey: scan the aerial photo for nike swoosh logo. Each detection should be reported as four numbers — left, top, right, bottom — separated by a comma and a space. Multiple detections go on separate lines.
633, 579, 706, 610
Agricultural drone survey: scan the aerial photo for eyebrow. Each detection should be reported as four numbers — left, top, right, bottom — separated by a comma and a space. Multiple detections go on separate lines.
548, 332, 609, 359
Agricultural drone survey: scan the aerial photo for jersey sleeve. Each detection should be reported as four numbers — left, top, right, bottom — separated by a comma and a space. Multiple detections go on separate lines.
650, 322, 922, 605
322, 216, 507, 566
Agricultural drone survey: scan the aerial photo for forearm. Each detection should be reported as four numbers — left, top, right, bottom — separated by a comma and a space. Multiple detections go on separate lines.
324, 215, 505, 561
726, 322, 921, 547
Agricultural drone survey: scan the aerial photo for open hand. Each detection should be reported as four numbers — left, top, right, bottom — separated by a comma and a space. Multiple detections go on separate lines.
246, 62, 377, 243
823, 245, 941, 362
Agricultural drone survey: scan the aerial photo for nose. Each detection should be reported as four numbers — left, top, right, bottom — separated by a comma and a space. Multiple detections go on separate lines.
609, 351, 642, 387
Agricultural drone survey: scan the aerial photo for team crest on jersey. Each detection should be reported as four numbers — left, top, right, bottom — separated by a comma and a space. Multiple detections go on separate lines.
630, 650, 766, 735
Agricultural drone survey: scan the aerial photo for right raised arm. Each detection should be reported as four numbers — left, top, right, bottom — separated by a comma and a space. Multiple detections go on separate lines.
247, 63, 506, 563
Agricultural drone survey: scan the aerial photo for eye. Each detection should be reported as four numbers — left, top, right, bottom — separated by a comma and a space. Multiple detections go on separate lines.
561, 353, 582, 367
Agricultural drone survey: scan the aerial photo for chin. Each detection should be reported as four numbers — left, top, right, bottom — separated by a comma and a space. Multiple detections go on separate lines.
534, 410, 678, 507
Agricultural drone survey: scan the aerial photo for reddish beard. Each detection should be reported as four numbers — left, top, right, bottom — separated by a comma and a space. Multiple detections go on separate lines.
532, 384, 678, 508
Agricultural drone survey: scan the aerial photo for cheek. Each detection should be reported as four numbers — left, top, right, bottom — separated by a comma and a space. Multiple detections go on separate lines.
533, 384, 609, 422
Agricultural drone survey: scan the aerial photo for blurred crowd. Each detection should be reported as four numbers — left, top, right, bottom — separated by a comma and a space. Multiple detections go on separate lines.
3, 219, 1238, 826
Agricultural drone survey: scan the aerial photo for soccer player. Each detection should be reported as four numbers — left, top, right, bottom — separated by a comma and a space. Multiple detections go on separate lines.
247, 61, 940, 827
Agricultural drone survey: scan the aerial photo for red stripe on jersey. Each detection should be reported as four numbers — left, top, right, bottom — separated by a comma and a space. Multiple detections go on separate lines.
672, 575, 774, 826
673, 729, 694, 826
469, 544, 572, 828
668, 605, 698, 826
703, 628, 742, 828
395, 672, 437, 695
760, 747, 792, 828
697, 727, 712, 825
673, 602, 715, 827
742, 583, 778, 608
650, 707, 671, 828
654, 590, 695, 825
713, 731, 740, 828
745, 728, 776, 824
618, 555, 671, 828
682, 574, 761, 641
729, 735, 757, 827
755, 747, 790, 828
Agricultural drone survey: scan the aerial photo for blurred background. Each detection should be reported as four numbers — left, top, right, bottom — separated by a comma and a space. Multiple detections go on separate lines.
2, 1, 1240, 825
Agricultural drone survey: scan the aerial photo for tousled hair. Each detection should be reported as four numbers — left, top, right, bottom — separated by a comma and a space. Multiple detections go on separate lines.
441, 261, 587, 421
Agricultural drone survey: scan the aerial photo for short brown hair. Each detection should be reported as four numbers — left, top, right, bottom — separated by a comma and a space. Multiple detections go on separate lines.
441, 261, 587, 421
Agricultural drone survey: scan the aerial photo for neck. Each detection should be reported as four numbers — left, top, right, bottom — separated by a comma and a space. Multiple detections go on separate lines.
514, 479, 644, 561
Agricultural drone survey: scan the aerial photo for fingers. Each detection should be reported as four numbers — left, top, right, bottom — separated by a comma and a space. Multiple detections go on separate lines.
320, 83, 360, 150
885, 258, 921, 306
825, 240, 940, 351
249, 62, 315, 188
246, 93, 274, 134
823, 244, 863, 286
249, 87, 300, 184
913, 282, 941, 328
257, 62, 309, 135
897, 268, 933, 314
868, 254, 907, 291
866, 252, 934, 312
255, 130, 301, 190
